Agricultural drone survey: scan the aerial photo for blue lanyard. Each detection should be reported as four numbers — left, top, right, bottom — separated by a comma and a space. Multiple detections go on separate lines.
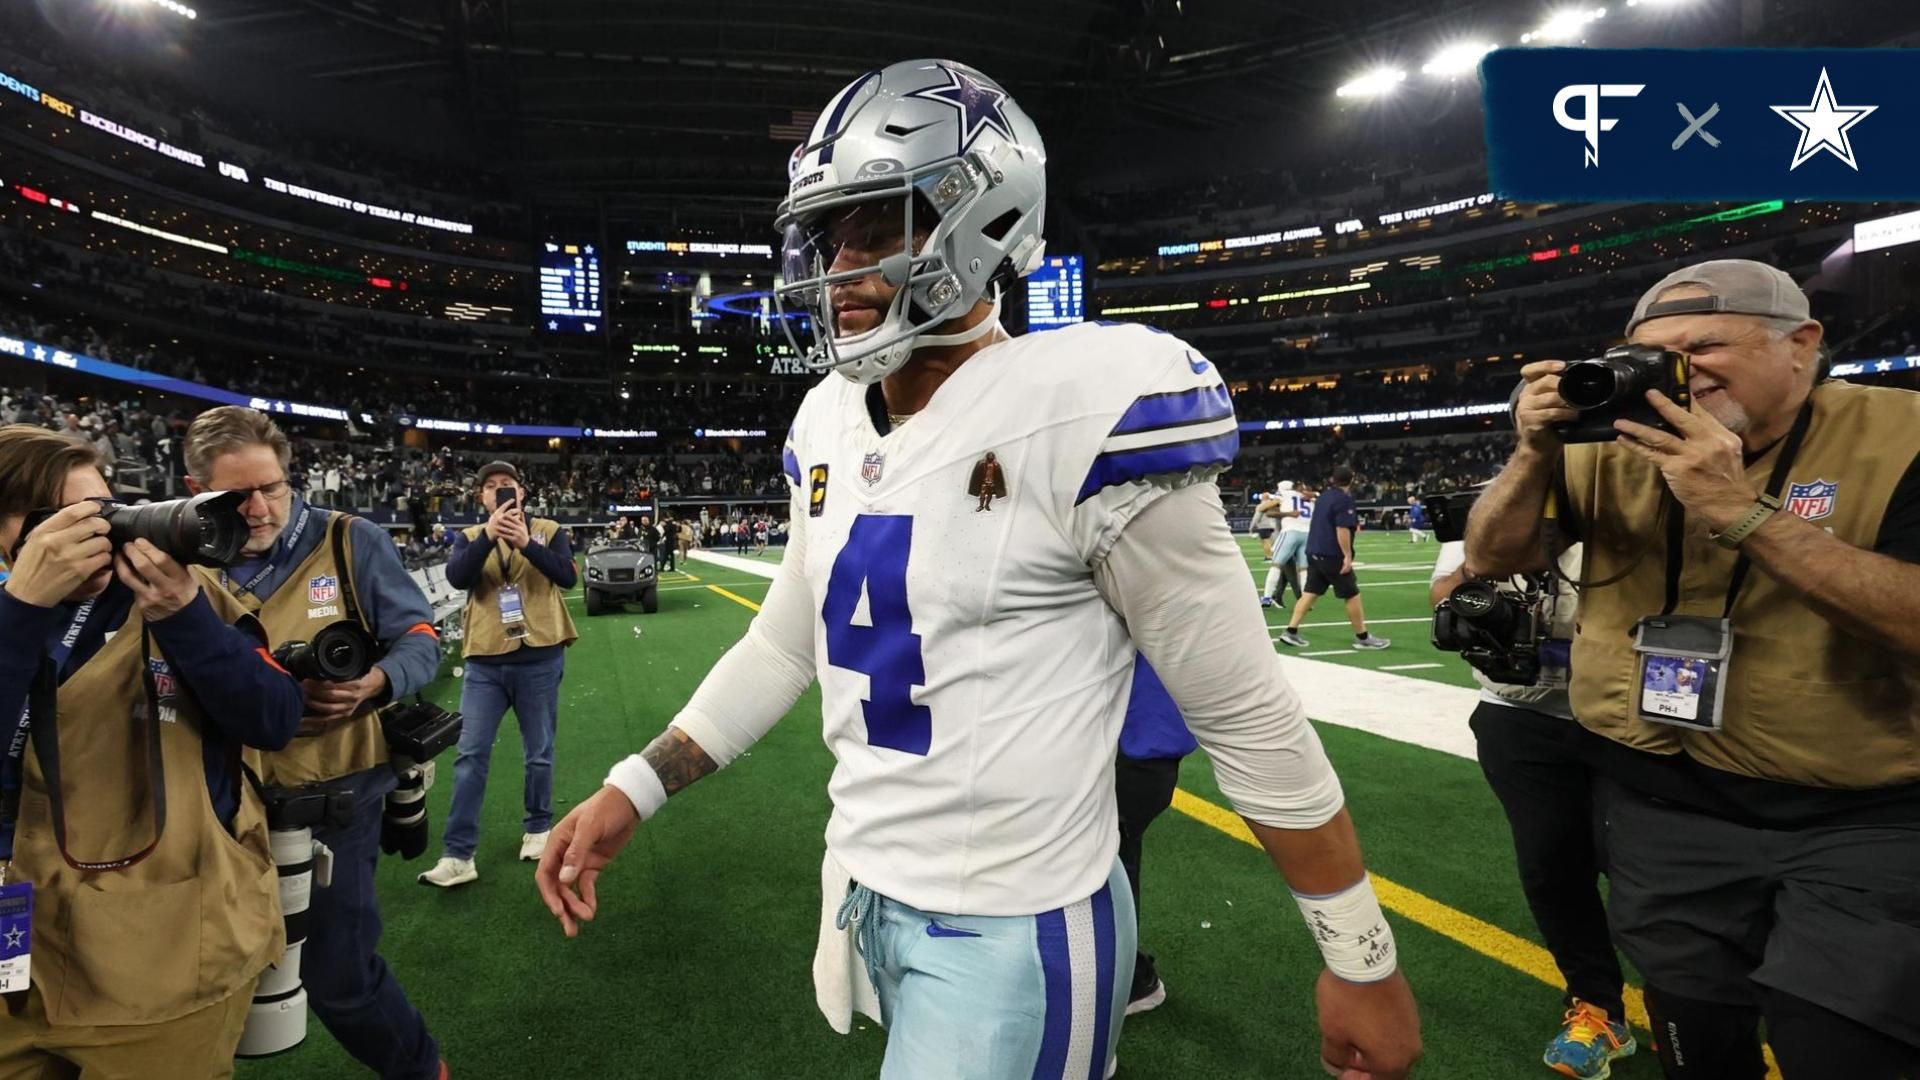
221, 504, 312, 597
6, 597, 99, 780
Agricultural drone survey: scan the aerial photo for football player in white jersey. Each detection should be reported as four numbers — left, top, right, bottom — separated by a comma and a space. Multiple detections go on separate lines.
536, 59, 1421, 1080
1259, 480, 1312, 607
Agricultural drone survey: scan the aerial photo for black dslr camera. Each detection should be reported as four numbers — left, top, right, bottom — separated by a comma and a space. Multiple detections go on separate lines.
1431, 577, 1552, 686
16, 491, 252, 567
1552, 344, 1692, 444
273, 622, 379, 683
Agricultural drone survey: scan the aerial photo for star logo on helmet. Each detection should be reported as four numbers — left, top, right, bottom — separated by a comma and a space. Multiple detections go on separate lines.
906, 65, 1016, 153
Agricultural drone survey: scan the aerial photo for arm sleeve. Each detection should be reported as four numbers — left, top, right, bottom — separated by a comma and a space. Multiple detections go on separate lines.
146, 591, 302, 751
347, 517, 440, 701
604, 494, 816, 796
1095, 482, 1345, 830
520, 525, 577, 589
444, 530, 489, 590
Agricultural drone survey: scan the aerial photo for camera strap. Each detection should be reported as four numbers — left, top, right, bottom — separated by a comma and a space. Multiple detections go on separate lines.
327, 514, 368, 633
1662, 398, 1815, 618
1, 599, 99, 835
26, 626, 168, 873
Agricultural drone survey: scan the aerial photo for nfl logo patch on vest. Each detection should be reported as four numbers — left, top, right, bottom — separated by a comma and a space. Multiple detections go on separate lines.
861, 452, 885, 486
309, 575, 339, 604
1786, 479, 1837, 521
147, 658, 176, 700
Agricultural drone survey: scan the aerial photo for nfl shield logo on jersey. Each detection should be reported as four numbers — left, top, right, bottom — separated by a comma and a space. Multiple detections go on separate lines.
861, 452, 885, 487
1785, 479, 1837, 521
309, 575, 339, 604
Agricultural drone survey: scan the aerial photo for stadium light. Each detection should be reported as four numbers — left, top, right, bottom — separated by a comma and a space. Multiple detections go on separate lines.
1521, 7, 1605, 44
1335, 67, 1408, 99
116, 0, 198, 19
1421, 41, 1496, 77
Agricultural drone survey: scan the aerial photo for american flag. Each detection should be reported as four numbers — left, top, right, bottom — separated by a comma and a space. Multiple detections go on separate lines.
768, 109, 819, 142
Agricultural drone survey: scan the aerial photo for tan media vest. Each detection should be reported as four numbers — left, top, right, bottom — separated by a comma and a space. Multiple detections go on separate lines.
1563, 379, 1920, 788
459, 519, 577, 659
236, 513, 389, 789
12, 574, 283, 1026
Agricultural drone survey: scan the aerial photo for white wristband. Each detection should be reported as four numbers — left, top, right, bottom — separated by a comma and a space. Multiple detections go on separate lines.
1293, 873, 1397, 983
605, 753, 669, 822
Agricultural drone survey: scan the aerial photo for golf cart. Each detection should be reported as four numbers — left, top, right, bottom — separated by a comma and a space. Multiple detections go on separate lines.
582, 537, 659, 615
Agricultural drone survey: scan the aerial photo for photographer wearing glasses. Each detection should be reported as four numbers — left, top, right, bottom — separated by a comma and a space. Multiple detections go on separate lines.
1467, 260, 1920, 1078
183, 407, 447, 1080
0, 425, 302, 1078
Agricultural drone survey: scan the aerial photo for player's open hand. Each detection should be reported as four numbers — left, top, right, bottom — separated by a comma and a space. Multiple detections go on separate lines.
536, 785, 642, 937
1317, 968, 1422, 1079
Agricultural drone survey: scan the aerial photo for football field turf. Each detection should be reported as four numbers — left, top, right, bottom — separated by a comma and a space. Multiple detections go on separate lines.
239, 532, 1716, 1080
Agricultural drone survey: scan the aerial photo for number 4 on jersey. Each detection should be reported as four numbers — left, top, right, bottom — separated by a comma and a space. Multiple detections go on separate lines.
822, 515, 932, 755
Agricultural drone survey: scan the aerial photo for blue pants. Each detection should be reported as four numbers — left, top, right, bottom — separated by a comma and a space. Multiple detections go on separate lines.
305, 779, 441, 1080
859, 858, 1136, 1080
444, 654, 564, 860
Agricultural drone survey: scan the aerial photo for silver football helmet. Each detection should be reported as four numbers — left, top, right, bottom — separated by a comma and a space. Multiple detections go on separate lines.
773, 60, 1048, 385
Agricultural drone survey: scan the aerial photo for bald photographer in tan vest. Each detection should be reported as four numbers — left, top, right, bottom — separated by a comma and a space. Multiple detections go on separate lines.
1468, 260, 1920, 1078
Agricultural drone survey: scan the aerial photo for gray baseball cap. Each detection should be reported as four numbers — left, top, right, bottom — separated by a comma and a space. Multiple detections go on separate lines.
475, 460, 520, 486
1626, 259, 1810, 337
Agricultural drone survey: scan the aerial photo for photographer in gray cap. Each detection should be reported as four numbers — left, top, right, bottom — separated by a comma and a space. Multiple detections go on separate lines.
1467, 259, 1920, 1078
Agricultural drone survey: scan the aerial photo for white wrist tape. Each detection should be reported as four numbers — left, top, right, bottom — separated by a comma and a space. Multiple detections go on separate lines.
605, 753, 669, 822
1293, 874, 1397, 983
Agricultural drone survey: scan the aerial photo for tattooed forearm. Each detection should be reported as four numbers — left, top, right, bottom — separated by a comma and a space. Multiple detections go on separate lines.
640, 726, 720, 796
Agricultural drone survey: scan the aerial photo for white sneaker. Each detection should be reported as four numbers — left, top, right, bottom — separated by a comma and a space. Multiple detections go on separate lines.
418, 856, 477, 888
519, 831, 550, 862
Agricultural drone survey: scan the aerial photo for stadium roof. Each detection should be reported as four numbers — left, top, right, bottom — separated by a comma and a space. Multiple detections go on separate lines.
34, 0, 1920, 227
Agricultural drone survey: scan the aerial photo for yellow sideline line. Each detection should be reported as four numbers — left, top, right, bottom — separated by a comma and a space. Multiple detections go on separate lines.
1171, 789, 1782, 1078
706, 585, 763, 612
698, 583, 1781, 1076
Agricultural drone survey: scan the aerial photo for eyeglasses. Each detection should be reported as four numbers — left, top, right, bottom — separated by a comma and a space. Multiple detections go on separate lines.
232, 480, 292, 500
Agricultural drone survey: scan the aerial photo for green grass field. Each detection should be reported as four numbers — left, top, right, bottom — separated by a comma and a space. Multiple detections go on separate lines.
237, 532, 1679, 1080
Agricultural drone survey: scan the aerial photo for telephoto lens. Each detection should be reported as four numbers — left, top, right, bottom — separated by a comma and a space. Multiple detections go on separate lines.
102, 490, 252, 566
273, 622, 378, 683
381, 761, 434, 860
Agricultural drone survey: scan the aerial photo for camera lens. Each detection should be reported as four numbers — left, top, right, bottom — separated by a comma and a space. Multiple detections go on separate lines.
1558, 359, 1631, 410
102, 491, 250, 566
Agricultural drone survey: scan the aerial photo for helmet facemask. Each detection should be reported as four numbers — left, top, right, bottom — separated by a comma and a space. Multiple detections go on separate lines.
774, 154, 1009, 385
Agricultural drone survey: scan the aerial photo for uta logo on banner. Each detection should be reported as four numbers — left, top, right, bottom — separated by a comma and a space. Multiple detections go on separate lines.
1785, 479, 1837, 521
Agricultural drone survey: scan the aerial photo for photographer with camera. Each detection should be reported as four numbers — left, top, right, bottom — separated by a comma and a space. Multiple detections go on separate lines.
182, 407, 447, 1080
421, 462, 577, 888
0, 425, 302, 1078
1429, 533, 1632, 1078
1468, 260, 1920, 1077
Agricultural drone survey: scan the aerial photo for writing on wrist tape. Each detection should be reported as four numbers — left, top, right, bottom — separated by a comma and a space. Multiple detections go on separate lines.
1293, 873, 1397, 982
604, 753, 669, 821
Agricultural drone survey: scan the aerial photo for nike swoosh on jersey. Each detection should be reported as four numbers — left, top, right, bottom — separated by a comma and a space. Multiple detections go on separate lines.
925, 921, 983, 938
1186, 352, 1208, 373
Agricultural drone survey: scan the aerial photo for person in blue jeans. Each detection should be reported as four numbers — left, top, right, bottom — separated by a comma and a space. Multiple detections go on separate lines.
421, 462, 578, 888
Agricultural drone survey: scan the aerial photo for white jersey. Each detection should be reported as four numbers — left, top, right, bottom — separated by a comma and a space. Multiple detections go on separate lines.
781, 322, 1236, 916
1278, 491, 1312, 534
